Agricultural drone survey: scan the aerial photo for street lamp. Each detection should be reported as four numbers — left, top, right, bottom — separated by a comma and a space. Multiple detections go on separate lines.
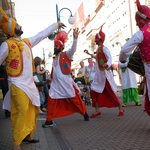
56, 4, 75, 24
42, 48, 52, 60
48, 4, 75, 40
42, 48, 53, 69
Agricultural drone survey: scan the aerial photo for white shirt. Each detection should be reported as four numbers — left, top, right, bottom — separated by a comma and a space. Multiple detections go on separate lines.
91, 46, 117, 93
119, 30, 150, 98
118, 60, 138, 89
85, 65, 95, 81
49, 39, 78, 99
0, 23, 59, 110
79, 66, 86, 76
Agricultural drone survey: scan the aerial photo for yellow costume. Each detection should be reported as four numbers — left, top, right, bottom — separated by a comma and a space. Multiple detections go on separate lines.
5, 38, 39, 145
0, 7, 60, 149
0, 8, 40, 145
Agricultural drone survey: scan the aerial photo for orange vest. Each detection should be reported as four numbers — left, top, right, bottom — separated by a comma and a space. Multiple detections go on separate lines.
96, 44, 107, 70
59, 51, 71, 74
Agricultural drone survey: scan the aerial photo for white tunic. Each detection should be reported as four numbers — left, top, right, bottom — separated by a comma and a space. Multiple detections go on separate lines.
0, 23, 59, 110
119, 30, 150, 98
91, 46, 117, 93
49, 39, 78, 99
118, 60, 138, 89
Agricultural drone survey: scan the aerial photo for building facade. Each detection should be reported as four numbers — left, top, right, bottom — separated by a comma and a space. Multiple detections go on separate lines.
68, 0, 148, 75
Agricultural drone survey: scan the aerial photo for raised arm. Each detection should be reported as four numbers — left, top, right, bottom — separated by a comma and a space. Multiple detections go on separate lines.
29, 22, 66, 47
66, 28, 80, 59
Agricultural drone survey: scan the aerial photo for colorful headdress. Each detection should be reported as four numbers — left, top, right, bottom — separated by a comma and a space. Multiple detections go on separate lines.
95, 23, 105, 43
135, 0, 150, 27
54, 31, 68, 51
0, 7, 16, 36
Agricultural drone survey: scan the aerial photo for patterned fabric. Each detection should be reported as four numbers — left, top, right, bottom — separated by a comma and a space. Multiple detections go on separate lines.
96, 44, 107, 70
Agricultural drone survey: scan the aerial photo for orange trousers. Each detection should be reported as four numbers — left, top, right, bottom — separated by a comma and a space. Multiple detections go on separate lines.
46, 91, 87, 121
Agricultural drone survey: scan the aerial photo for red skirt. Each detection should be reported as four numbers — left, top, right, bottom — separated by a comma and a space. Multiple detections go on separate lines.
46, 87, 86, 121
90, 80, 120, 108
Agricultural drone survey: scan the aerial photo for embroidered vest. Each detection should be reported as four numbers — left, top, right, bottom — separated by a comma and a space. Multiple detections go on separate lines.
5, 38, 34, 77
96, 44, 107, 70
59, 51, 71, 75
138, 24, 150, 63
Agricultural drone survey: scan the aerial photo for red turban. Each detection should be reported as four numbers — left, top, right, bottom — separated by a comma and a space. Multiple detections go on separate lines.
54, 31, 68, 51
135, 0, 150, 27
95, 23, 105, 44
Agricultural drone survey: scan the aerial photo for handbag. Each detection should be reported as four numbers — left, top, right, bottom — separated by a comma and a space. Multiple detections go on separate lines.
84, 76, 90, 85
33, 73, 44, 87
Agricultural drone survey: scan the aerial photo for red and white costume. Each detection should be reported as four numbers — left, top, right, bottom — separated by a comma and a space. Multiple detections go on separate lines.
119, 0, 150, 116
90, 25, 121, 109
46, 31, 87, 121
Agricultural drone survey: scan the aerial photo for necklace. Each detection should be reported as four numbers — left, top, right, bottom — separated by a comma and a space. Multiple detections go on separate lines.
11, 37, 24, 52
11, 38, 30, 59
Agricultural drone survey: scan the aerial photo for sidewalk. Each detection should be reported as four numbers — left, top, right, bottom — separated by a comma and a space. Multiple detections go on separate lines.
0, 99, 61, 150
1, 86, 150, 150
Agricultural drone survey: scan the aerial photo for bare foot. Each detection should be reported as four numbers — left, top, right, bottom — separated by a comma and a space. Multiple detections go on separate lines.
13, 144, 21, 150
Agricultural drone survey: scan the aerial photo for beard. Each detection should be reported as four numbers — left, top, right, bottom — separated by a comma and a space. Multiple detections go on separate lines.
54, 47, 61, 55
15, 28, 23, 36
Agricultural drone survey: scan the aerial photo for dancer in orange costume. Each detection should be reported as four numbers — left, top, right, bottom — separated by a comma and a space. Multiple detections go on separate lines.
42, 29, 89, 128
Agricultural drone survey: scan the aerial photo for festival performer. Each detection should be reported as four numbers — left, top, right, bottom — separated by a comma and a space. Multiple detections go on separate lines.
42, 29, 89, 128
84, 24, 124, 118
118, 59, 141, 107
119, 0, 150, 116
0, 7, 66, 150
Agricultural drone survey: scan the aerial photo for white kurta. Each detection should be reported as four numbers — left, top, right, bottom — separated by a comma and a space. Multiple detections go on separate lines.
49, 39, 78, 99
91, 46, 117, 93
118, 60, 138, 89
119, 29, 150, 98
0, 23, 59, 110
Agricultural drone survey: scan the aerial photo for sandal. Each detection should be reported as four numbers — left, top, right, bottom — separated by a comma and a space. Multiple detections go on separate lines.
118, 109, 125, 116
22, 138, 39, 143
136, 103, 142, 106
90, 112, 101, 118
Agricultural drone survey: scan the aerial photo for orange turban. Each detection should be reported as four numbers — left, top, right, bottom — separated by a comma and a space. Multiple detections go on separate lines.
0, 7, 16, 36
54, 31, 68, 51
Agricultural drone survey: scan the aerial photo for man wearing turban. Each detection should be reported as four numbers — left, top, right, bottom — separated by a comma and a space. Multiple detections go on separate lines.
42, 29, 89, 128
84, 24, 125, 118
0, 7, 66, 150
119, 0, 150, 116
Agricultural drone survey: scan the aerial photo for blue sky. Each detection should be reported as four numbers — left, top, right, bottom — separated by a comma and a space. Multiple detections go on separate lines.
13, 0, 83, 58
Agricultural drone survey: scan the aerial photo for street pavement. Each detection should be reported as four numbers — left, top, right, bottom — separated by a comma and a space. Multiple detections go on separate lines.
1, 86, 150, 150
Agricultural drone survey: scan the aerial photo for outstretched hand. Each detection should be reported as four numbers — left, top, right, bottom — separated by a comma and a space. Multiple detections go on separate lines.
84, 49, 91, 55
84, 49, 89, 54
73, 28, 80, 39
58, 22, 66, 29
